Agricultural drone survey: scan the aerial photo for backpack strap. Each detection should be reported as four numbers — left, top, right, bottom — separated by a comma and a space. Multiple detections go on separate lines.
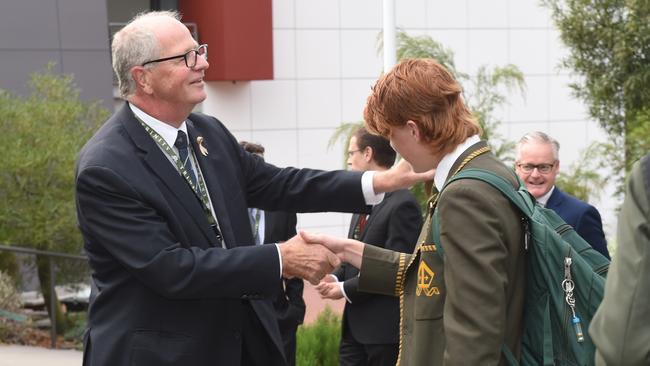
434, 167, 544, 366
445, 168, 536, 218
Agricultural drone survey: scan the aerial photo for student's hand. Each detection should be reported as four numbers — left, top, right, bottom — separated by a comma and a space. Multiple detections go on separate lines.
300, 231, 365, 269
280, 233, 340, 285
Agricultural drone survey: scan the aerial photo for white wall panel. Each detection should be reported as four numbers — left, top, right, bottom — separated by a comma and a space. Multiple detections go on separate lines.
297, 79, 342, 128
296, 30, 341, 78
295, 0, 340, 29
204, 82, 252, 131
341, 30, 383, 78
251, 80, 297, 129
341, 0, 381, 29
273, 30, 296, 79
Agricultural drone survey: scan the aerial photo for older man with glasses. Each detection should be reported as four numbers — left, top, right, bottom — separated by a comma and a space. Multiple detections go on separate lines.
515, 131, 610, 258
75, 10, 432, 366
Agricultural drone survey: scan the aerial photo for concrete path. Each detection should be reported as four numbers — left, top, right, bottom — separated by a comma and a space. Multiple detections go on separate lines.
0, 345, 81, 366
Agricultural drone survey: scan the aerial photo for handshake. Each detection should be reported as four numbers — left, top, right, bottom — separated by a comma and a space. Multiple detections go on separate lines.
278, 231, 363, 285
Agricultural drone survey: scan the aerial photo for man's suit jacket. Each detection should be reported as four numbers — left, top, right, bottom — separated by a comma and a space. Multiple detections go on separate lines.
358, 141, 526, 365
547, 187, 610, 258
333, 189, 422, 345
75, 104, 366, 366
262, 210, 305, 365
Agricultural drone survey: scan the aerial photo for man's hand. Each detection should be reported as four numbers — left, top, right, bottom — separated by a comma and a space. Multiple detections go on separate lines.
279, 232, 340, 285
315, 280, 344, 300
300, 231, 365, 269
373, 159, 435, 193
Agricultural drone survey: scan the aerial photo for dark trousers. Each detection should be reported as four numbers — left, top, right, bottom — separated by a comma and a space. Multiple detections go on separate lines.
339, 321, 398, 366
241, 302, 286, 366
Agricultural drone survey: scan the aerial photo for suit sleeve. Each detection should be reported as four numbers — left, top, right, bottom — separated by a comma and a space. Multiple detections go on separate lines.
279, 213, 306, 326
575, 205, 610, 259
76, 165, 281, 300
438, 182, 519, 365
345, 198, 422, 303
590, 161, 650, 366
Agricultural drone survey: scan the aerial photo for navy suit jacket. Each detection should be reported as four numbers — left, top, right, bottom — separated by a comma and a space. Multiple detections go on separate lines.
333, 189, 422, 344
546, 187, 610, 258
75, 104, 366, 366
262, 210, 304, 363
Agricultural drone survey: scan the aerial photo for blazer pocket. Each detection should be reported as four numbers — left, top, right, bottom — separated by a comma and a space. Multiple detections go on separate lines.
129, 329, 200, 365
414, 247, 446, 320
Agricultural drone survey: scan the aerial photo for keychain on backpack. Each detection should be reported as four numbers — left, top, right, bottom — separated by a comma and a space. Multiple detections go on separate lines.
562, 257, 585, 343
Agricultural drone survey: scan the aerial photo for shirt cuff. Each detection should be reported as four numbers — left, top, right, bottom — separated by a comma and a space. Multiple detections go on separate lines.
338, 281, 352, 303
274, 243, 282, 278
361, 171, 385, 205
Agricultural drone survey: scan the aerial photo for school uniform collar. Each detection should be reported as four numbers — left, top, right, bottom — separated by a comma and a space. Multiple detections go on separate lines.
434, 135, 481, 191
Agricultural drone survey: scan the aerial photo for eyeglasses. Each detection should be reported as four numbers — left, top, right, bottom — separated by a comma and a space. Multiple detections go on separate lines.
516, 162, 556, 174
141, 44, 208, 68
347, 149, 362, 157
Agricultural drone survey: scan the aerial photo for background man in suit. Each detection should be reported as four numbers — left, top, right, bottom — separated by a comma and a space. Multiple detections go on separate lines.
75, 11, 432, 366
515, 131, 610, 258
316, 127, 422, 365
240, 141, 305, 366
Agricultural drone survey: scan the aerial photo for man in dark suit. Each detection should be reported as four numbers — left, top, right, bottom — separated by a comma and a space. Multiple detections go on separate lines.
316, 127, 422, 365
240, 141, 305, 366
515, 131, 610, 258
75, 11, 432, 366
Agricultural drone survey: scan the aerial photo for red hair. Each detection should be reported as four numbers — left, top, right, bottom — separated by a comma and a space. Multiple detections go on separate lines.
364, 58, 480, 156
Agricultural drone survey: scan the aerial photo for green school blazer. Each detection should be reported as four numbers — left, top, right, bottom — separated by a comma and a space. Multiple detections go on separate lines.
359, 141, 526, 366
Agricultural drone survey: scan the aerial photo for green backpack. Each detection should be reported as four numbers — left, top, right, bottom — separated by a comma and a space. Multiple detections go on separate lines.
432, 168, 610, 366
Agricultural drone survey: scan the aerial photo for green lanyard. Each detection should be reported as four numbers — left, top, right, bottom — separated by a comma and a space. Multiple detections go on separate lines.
136, 119, 218, 230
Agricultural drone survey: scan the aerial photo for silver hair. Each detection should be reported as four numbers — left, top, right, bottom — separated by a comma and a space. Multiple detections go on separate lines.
112, 10, 181, 98
515, 131, 560, 161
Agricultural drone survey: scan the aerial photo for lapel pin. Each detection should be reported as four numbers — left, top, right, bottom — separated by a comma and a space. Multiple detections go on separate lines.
197, 136, 209, 156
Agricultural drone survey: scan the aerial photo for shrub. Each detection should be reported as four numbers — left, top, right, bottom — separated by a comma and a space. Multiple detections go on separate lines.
0, 270, 22, 311
295, 307, 342, 366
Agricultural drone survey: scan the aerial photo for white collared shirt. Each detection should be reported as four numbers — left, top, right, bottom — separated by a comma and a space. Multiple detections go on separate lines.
536, 186, 555, 207
434, 135, 482, 191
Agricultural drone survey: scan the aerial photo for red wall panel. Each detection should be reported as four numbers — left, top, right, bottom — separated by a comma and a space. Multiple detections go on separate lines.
180, 0, 273, 81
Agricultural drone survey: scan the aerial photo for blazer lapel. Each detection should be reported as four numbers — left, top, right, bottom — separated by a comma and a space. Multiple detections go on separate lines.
546, 187, 563, 209
186, 122, 237, 248
359, 192, 390, 241
120, 106, 216, 244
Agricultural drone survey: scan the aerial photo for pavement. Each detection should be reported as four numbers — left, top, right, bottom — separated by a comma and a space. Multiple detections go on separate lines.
0, 345, 81, 366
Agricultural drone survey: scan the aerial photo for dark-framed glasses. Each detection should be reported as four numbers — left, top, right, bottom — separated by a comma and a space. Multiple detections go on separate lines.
516, 162, 555, 174
142, 44, 208, 68
347, 149, 362, 157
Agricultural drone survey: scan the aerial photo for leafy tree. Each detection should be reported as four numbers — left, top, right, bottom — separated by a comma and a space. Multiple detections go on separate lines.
556, 143, 608, 202
0, 64, 108, 333
542, 0, 650, 193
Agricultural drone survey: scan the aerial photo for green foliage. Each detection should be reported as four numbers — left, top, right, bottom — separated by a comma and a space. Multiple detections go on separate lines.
0, 270, 22, 311
542, 0, 650, 194
0, 64, 108, 331
0, 63, 107, 256
556, 143, 608, 202
295, 307, 341, 366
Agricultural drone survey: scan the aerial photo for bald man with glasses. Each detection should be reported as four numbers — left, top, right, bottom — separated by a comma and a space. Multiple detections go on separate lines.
515, 131, 610, 258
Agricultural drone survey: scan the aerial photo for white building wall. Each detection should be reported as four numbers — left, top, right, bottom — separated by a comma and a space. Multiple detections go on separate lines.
200, 0, 618, 242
